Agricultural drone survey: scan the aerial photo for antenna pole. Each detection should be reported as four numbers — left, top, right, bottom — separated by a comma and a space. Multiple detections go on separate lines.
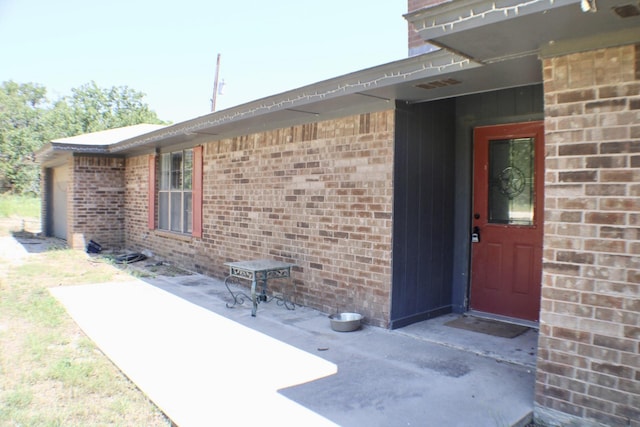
211, 53, 221, 112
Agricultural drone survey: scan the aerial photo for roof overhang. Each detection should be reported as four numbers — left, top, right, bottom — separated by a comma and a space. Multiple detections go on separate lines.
94, 48, 545, 157
36, 145, 97, 168
107, 50, 483, 156
405, 0, 640, 63
36, 124, 166, 167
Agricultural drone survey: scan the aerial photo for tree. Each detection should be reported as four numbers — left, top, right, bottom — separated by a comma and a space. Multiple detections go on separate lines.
0, 80, 165, 194
0, 81, 50, 194
61, 81, 164, 134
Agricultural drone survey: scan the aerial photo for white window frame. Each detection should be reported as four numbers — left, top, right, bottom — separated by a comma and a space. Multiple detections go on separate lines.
158, 149, 193, 234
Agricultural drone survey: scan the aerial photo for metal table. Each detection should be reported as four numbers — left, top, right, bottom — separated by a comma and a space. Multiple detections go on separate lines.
223, 259, 296, 316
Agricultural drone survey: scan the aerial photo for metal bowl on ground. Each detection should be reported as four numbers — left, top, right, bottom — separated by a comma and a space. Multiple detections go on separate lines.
329, 312, 363, 332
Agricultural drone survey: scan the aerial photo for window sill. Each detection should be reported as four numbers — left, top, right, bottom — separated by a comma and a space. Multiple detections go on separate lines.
154, 229, 194, 242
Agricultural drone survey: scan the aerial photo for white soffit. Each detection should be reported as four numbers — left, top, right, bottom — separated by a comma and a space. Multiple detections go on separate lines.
406, 0, 640, 62
405, 0, 578, 39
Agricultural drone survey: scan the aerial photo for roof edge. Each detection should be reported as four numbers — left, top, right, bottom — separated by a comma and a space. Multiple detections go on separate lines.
108, 50, 480, 154
405, 0, 579, 40
35, 142, 112, 166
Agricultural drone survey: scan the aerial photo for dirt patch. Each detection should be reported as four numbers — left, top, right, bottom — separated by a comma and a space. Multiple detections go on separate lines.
129, 260, 193, 278
11, 231, 68, 253
102, 255, 194, 278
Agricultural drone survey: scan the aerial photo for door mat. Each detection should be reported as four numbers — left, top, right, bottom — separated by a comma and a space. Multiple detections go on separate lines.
444, 316, 529, 338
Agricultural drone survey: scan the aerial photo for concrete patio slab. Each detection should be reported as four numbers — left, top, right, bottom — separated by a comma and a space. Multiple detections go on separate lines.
51, 271, 536, 427
50, 280, 338, 427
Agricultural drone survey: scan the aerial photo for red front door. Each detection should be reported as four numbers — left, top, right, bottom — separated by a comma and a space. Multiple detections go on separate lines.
470, 122, 544, 322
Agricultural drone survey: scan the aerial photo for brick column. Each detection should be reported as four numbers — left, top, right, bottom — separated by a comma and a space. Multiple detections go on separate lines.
537, 44, 640, 426
69, 156, 126, 251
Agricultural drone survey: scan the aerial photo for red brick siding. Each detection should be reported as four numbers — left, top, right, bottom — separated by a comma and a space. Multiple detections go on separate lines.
125, 111, 395, 326
538, 44, 640, 426
125, 155, 152, 242
68, 156, 126, 250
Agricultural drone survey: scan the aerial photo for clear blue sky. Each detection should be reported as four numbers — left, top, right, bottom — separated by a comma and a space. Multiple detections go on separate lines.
0, 1, 408, 123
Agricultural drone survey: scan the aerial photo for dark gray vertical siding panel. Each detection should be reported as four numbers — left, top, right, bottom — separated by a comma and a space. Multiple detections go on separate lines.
420, 102, 448, 308
434, 103, 455, 307
416, 107, 431, 306
391, 99, 456, 329
515, 86, 545, 116
405, 110, 423, 314
497, 89, 515, 118
391, 104, 411, 319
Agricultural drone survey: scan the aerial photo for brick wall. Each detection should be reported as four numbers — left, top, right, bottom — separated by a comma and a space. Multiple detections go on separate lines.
537, 44, 640, 426
69, 156, 126, 250
124, 155, 150, 243
125, 111, 395, 326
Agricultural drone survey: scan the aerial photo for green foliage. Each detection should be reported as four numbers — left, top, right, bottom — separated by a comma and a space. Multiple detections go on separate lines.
62, 81, 165, 134
0, 80, 166, 195
0, 81, 49, 194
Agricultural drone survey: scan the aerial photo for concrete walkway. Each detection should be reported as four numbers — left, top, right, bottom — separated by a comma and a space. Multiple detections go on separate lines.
51, 270, 537, 427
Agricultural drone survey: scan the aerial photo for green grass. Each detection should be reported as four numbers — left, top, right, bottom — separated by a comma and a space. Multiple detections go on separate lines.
25, 331, 61, 362
0, 222, 170, 426
3, 387, 33, 410
0, 387, 34, 423
0, 193, 41, 218
48, 357, 96, 388
15, 249, 119, 284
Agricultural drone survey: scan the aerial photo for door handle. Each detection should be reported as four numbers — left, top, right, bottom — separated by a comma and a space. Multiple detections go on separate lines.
471, 226, 480, 243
